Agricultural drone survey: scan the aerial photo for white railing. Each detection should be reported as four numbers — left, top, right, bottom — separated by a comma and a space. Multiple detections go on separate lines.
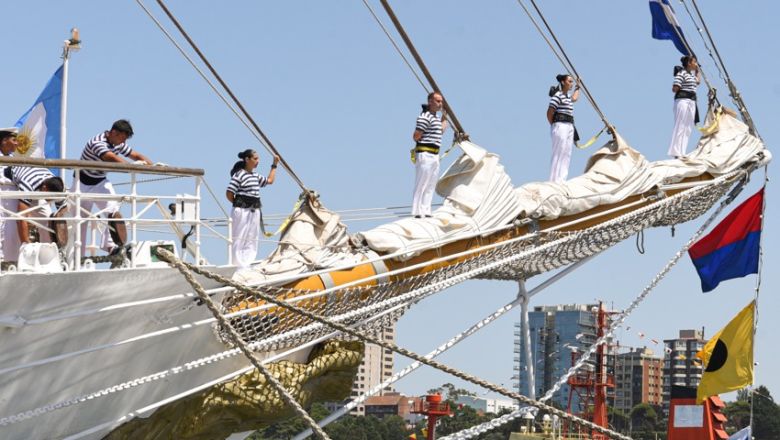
0, 157, 232, 271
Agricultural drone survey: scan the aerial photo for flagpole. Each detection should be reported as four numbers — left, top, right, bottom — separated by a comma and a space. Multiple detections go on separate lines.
60, 28, 81, 160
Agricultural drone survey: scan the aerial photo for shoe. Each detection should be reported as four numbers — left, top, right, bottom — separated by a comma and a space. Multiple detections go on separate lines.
424, 215, 433, 218
414, 215, 422, 219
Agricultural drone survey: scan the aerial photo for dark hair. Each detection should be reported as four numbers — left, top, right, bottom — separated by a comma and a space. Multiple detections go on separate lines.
230, 149, 257, 176
41, 176, 64, 193
427, 91, 442, 100
0, 131, 16, 144
680, 55, 697, 68
111, 119, 134, 138
549, 74, 571, 96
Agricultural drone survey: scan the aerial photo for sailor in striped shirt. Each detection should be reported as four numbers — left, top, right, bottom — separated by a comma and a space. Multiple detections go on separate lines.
74, 119, 152, 253
411, 91, 448, 218
6, 166, 64, 245
226, 149, 279, 268
546, 74, 580, 183
667, 55, 701, 157
0, 128, 19, 260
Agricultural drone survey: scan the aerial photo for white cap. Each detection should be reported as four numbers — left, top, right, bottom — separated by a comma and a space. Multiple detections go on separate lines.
0, 127, 18, 136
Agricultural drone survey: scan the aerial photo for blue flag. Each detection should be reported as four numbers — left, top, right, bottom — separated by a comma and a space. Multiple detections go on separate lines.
15, 66, 63, 160
649, 0, 690, 55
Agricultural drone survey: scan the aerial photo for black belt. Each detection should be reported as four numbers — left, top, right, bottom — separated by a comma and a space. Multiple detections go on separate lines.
674, 90, 700, 124
552, 113, 580, 143
76, 171, 106, 186
233, 194, 261, 210
414, 144, 440, 155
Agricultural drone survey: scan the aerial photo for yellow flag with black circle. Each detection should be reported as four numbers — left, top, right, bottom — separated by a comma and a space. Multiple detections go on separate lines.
695, 300, 755, 402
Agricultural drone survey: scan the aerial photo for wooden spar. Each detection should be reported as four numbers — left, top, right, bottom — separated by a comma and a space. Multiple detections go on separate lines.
378, 0, 467, 139
0, 156, 204, 177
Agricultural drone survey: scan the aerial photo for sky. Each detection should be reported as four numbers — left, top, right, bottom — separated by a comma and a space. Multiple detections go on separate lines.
1, 1, 777, 407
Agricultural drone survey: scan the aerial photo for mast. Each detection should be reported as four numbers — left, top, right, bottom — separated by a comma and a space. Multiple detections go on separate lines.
60, 28, 81, 160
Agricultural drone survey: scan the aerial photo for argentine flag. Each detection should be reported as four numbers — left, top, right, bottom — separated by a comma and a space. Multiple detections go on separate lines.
15, 66, 63, 160
649, 0, 690, 55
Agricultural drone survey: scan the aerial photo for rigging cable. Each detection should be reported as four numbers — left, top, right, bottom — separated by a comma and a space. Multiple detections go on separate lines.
377, 0, 468, 141
522, 0, 614, 133
682, 0, 760, 139
152, 0, 309, 193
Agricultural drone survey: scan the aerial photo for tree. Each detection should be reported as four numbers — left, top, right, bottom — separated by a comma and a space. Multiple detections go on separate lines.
751, 385, 780, 440
723, 399, 751, 432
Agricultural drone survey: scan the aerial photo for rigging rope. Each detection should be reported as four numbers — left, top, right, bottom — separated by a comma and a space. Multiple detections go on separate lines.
522, 0, 613, 133
157, 249, 331, 440
442, 175, 751, 440
377, 0, 468, 141
155, 249, 632, 439
682, 0, 760, 139
152, 0, 309, 193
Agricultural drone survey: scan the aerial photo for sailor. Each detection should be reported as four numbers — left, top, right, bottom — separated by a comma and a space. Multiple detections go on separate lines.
75, 119, 152, 254
0, 127, 19, 261
547, 74, 580, 183
667, 55, 701, 158
6, 166, 65, 246
411, 91, 448, 218
226, 149, 279, 268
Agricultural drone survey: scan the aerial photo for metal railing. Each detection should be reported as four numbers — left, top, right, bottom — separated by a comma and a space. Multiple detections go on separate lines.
0, 157, 231, 271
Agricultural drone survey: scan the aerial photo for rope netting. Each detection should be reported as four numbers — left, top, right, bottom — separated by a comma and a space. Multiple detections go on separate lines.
219, 170, 740, 353
0, 166, 749, 437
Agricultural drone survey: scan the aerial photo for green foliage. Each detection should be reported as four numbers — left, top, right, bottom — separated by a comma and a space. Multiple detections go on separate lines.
751, 385, 780, 440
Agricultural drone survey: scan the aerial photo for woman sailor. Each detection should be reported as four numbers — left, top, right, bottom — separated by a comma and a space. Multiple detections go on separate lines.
226, 149, 279, 268
0, 128, 19, 261
547, 74, 580, 183
411, 91, 448, 218
667, 55, 701, 158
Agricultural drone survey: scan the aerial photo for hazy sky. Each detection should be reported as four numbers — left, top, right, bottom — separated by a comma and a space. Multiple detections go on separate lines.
1, 1, 776, 404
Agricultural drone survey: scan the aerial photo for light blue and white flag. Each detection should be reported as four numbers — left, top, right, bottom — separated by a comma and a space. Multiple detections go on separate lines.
727, 426, 751, 440
15, 66, 63, 159
649, 0, 690, 55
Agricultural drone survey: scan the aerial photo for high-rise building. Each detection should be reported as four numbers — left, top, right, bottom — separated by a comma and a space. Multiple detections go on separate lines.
662, 329, 705, 413
327, 324, 396, 416
614, 347, 664, 413
514, 303, 614, 410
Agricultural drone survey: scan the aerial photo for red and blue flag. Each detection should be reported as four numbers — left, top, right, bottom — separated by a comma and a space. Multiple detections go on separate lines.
688, 188, 764, 292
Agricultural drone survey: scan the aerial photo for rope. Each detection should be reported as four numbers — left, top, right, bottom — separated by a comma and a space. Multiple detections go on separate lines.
154, 249, 631, 440
442, 174, 750, 440
133, 1, 283, 177
442, 174, 746, 440
259, 192, 306, 238
684, 0, 760, 139
156, 249, 331, 440
522, 0, 613, 132
112, 174, 184, 187
151, 0, 309, 193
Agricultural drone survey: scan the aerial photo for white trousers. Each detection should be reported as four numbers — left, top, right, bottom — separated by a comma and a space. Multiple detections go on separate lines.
667, 98, 696, 157
71, 179, 121, 252
549, 122, 574, 183
411, 152, 440, 217
231, 206, 261, 268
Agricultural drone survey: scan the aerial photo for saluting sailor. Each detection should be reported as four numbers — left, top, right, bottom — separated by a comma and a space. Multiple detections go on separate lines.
6, 165, 65, 245
226, 149, 279, 268
75, 119, 152, 254
547, 74, 580, 183
667, 55, 701, 158
411, 91, 448, 218
0, 127, 19, 261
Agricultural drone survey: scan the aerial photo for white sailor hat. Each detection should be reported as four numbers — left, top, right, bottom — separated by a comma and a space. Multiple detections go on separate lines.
0, 127, 18, 136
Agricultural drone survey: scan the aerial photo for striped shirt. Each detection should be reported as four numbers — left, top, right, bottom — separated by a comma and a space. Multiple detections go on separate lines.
673, 70, 699, 93
415, 110, 443, 148
10, 166, 55, 204
79, 132, 134, 181
548, 90, 574, 116
227, 169, 268, 199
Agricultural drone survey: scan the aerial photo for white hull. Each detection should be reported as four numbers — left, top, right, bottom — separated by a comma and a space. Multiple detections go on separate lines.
0, 266, 254, 440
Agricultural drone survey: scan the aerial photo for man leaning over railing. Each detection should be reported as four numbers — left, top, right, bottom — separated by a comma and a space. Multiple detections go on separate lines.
74, 119, 151, 255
